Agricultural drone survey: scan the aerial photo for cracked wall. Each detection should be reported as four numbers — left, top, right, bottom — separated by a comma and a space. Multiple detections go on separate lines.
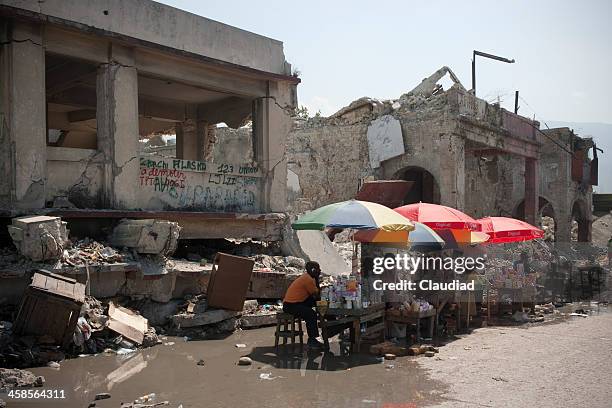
46, 147, 104, 208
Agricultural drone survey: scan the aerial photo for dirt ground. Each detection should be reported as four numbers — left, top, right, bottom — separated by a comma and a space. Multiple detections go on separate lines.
4, 308, 611, 408
419, 308, 612, 408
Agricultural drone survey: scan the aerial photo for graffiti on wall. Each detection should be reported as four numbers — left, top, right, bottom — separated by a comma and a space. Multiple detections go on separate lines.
139, 156, 262, 212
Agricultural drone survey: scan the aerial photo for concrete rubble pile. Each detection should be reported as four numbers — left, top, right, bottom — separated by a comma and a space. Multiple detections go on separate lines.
61, 238, 129, 267
253, 254, 305, 275
239, 299, 283, 328
167, 295, 241, 339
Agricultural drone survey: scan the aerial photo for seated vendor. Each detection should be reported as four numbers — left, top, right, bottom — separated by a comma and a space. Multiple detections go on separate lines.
283, 261, 324, 348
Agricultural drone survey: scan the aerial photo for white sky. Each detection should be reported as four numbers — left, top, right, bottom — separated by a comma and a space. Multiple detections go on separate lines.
158, 0, 611, 125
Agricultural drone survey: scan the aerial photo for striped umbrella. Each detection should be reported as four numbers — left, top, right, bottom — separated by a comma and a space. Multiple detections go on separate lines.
353, 221, 445, 251
292, 200, 415, 231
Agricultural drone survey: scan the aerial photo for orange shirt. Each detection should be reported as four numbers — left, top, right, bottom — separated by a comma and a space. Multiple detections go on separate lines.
283, 273, 318, 303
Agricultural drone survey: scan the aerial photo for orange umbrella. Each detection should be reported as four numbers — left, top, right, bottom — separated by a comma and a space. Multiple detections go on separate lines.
394, 203, 481, 231
478, 216, 544, 244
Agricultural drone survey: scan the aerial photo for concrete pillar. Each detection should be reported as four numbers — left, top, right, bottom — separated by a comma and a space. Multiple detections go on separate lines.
175, 118, 198, 160
0, 21, 46, 210
439, 134, 465, 210
524, 158, 539, 225
96, 45, 139, 209
253, 82, 292, 213
198, 120, 215, 162
555, 210, 571, 243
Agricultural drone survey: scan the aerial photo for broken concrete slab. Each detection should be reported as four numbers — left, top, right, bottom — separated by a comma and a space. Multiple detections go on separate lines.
110, 219, 181, 255
239, 313, 277, 328
366, 114, 404, 168
294, 230, 350, 276
8, 216, 68, 261
133, 299, 182, 326
171, 309, 240, 328
107, 302, 148, 345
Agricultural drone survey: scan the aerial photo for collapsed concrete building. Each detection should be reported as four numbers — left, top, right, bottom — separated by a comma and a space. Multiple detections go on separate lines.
0, 0, 298, 241
0, 0, 305, 305
286, 67, 598, 243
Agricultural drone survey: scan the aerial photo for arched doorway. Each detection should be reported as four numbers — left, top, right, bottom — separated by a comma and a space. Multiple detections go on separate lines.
571, 199, 590, 242
513, 197, 557, 241
539, 198, 556, 242
394, 166, 440, 205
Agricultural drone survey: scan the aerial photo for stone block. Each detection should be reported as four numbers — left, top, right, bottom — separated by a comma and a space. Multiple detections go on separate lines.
239, 313, 277, 328
171, 309, 240, 328
110, 219, 180, 255
8, 216, 68, 261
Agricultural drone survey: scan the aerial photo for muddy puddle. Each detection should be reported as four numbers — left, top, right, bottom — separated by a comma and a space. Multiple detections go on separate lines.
10, 327, 446, 408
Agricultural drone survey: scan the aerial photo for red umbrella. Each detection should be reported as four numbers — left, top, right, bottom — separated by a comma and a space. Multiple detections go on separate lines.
394, 202, 481, 231
478, 216, 544, 243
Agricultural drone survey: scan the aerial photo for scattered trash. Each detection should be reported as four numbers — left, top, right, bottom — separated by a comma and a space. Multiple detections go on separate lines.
259, 372, 279, 380
115, 348, 137, 355
235, 343, 247, 348
424, 351, 435, 357
135, 393, 156, 404
238, 357, 253, 366
196, 359, 206, 366
384, 353, 396, 360
463, 346, 472, 350
385, 364, 394, 370
47, 361, 60, 369
94, 392, 111, 400
570, 313, 589, 318
492, 376, 509, 382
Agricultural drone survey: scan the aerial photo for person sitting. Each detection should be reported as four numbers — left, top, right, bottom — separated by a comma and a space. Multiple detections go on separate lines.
283, 261, 324, 348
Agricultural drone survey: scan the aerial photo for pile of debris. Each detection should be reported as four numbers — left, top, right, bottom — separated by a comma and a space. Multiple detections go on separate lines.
72, 297, 160, 356
0, 367, 45, 388
169, 302, 240, 339
2, 270, 160, 368
61, 238, 129, 266
239, 300, 283, 328
252, 254, 305, 274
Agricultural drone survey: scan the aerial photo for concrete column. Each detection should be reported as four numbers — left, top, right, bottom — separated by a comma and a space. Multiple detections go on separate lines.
175, 118, 198, 160
96, 45, 139, 209
555, 210, 571, 243
439, 134, 465, 211
0, 22, 46, 210
524, 158, 539, 225
253, 82, 292, 213
198, 120, 215, 162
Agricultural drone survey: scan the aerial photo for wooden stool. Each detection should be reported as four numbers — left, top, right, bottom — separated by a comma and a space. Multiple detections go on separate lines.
274, 312, 304, 352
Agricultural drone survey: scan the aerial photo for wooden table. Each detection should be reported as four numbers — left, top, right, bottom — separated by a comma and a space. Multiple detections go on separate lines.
318, 303, 385, 353
385, 308, 436, 340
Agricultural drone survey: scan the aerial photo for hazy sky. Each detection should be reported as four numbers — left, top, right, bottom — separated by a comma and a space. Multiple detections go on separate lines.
158, 0, 611, 125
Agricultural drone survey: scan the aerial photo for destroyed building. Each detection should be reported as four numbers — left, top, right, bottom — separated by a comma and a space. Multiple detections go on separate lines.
0, 0, 298, 241
285, 67, 598, 243
0, 1, 306, 307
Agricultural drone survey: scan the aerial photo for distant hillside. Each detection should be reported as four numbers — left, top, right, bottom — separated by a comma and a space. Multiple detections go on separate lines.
546, 121, 611, 193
